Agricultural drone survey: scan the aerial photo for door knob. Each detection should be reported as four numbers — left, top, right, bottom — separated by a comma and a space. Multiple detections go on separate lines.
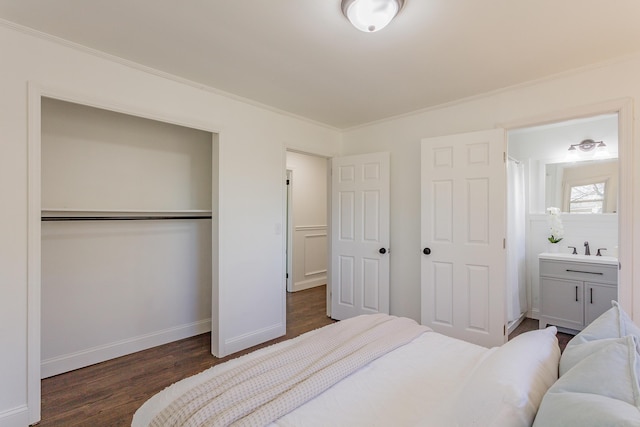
379, 248, 387, 254
423, 248, 431, 255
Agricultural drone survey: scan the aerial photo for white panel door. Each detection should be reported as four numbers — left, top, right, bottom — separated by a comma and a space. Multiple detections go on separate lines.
331, 152, 390, 320
421, 129, 507, 347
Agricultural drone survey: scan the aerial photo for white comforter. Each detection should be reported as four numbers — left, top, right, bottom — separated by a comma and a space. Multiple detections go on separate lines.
133, 327, 489, 426
272, 331, 488, 426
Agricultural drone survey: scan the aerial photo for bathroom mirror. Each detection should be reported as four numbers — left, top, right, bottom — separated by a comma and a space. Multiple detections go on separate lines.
545, 158, 618, 213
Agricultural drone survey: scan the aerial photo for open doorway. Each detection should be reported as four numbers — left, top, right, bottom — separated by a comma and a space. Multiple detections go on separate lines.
285, 151, 329, 295
506, 111, 621, 341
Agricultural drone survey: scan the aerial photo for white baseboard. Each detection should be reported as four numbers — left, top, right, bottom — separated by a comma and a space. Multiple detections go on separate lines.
292, 276, 326, 292
41, 319, 211, 378
0, 405, 28, 427
507, 313, 526, 335
223, 322, 284, 356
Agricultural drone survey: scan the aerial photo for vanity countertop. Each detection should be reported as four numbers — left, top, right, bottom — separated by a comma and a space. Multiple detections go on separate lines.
538, 252, 618, 266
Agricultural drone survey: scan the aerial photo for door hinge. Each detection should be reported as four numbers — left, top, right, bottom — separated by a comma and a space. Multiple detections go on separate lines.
286, 179, 290, 185
503, 152, 506, 163
504, 324, 507, 336
503, 238, 506, 249
286, 273, 289, 279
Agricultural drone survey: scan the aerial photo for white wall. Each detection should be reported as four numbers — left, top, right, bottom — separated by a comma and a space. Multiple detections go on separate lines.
41, 219, 213, 377
286, 152, 328, 292
0, 22, 339, 426
41, 97, 214, 210
341, 55, 640, 325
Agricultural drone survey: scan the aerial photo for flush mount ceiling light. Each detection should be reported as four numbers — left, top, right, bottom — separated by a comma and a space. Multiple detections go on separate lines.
341, 0, 405, 33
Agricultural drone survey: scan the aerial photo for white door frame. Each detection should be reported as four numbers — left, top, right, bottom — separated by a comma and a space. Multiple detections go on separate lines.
26, 82, 221, 424
286, 168, 294, 292
500, 98, 634, 319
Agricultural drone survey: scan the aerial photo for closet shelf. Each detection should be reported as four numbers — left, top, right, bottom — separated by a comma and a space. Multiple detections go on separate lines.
41, 208, 213, 222
42, 208, 212, 213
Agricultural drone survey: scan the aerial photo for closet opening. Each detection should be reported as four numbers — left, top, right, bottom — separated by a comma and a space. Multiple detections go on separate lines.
27, 91, 220, 423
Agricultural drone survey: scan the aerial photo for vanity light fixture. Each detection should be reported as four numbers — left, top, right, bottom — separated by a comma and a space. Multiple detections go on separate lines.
568, 139, 606, 153
567, 139, 609, 160
341, 0, 405, 33
566, 145, 578, 161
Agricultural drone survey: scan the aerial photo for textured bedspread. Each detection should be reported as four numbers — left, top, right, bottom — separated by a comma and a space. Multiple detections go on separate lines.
148, 314, 429, 427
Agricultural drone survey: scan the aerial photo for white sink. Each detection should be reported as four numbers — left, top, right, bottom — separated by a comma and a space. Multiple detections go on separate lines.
538, 252, 618, 266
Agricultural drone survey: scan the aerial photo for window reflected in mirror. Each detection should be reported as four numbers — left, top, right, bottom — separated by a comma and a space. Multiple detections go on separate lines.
567, 181, 606, 213
545, 159, 617, 213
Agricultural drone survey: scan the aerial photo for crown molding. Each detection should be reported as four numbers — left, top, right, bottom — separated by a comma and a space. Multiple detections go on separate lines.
343, 50, 640, 132
0, 18, 340, 132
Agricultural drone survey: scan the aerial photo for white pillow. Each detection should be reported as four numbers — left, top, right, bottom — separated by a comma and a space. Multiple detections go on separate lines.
454, 327, 560, 427
533, 335, 640, 427
561, 301, 640, 376
533, 392, 640, 427
560, 337, 633, 376
566, 301, 640, 348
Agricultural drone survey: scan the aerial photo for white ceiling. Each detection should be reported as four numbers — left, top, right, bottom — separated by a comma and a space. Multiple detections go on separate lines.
2, 0, 640, 129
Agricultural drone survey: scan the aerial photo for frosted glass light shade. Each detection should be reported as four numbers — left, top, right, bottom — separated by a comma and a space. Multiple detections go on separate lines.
341, 0, 404, 33
594, 141, 610, 158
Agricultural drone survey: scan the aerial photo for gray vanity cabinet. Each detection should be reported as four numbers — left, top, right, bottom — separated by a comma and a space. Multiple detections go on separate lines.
539, 255, 618, 331
584, 283, 618, 325
539, 277, 584, 330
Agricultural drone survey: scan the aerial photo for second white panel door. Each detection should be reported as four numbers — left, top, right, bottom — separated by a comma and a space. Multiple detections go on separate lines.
421, 129, 507, 347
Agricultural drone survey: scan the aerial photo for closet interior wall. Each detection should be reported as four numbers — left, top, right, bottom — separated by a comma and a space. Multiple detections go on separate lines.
40, 97, 215, 378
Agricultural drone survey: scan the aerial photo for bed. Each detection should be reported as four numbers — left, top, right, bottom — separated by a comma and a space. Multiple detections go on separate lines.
132, 301, 640, 427
132, 315, 560, 427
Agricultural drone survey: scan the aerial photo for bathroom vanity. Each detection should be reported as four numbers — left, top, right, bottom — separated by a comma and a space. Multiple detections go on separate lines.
538, 253, 618, 331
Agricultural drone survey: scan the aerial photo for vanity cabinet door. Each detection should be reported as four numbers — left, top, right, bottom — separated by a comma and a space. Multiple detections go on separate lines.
585, 283, 618, 325
540, 277, 584, 330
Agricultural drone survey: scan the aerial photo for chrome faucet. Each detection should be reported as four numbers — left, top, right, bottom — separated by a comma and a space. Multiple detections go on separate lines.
584, 241, 591, 256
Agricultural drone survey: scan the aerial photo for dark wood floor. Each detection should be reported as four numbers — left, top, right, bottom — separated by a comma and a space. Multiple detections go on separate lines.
37, 287, 570, 426
38, 285, 334, 426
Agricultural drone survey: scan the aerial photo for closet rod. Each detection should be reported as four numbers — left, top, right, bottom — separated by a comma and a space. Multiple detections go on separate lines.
41, 215, 212, 222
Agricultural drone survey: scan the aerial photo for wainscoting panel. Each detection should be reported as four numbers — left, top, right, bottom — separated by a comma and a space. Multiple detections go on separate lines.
293, 225, 327, 292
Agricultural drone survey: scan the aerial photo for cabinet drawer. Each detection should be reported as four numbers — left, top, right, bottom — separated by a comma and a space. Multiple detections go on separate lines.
540, 259, 617, 285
